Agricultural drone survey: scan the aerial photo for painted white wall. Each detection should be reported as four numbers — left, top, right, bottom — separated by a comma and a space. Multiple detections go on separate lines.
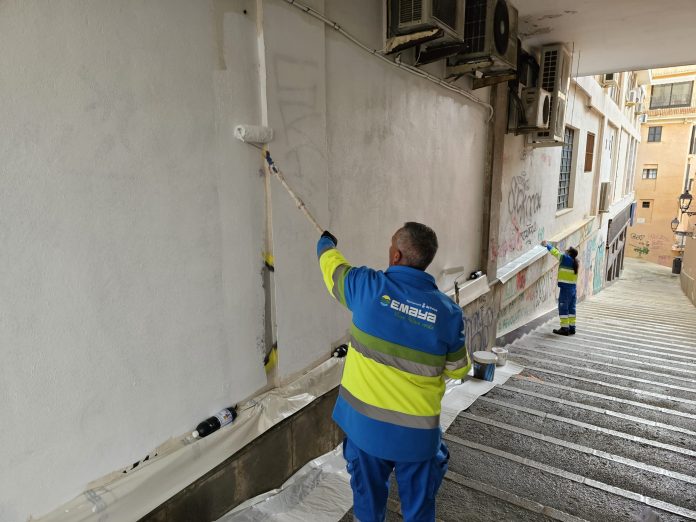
263, 0, 490, 379
0, 2, 268, 519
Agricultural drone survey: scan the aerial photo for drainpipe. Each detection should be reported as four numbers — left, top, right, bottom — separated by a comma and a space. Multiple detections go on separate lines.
481, 83, 509, 279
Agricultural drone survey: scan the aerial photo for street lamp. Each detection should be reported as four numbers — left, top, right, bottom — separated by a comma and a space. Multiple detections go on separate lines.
671, 218, 680, 233
679, 190, 693, 213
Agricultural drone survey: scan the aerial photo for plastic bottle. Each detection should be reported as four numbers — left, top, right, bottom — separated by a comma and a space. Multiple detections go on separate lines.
469, 270, 484, 280
192, 406, 237, 439
332, 344, 348, 358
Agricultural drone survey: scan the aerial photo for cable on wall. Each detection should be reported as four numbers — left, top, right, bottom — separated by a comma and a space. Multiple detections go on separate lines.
282, 0, 495, 121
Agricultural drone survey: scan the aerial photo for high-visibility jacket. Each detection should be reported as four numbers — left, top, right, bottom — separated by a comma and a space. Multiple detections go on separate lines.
317, 236, 470, 462
547, 245, 578, 288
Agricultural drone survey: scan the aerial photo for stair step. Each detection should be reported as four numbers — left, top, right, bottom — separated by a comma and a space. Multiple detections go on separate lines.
486, 386, 696, 451
515, 335, 696, 371
510, 342, 696, 384
504, 376, 696, 435
515, 369, 696, 417
463, 397, 696, 478
508, 353, 696, 402
443, 434, 691, 522
448, 413, 696, 510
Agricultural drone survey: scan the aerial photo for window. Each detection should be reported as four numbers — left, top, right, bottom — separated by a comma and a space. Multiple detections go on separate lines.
642, 168, 658, 179
637, 200, 654, 223
584, 132, 595, 172
690, 126, 696, 155
647, 126, 662, 142
650, 82, 693, 109
557, 127, 574, 211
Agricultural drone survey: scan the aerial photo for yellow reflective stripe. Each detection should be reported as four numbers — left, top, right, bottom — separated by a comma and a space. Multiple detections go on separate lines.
444, 349, 471, 380
558, 267, 577, 283
445, 350, 470, 371
446, 345, 467, 362
341, 349, 444, 417
339, 386, 439, 429
349, 338, 443, 377
549, 247, 563, 260
351, 325, 446, 367
319, 248, 352, 303
332, 264, 351, 306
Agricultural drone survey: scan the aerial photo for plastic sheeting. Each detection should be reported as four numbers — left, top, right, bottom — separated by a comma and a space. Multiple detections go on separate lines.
36, 345, 522, 522
219, 446, 352, 522
221, 362, 524, 522
35, 358, 344, 522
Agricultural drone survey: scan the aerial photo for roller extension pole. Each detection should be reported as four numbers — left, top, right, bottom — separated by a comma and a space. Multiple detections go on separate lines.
263, 151, 323, 234
234, 124, 324, 234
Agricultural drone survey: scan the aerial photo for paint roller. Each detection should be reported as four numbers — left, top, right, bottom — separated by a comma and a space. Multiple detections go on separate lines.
234, 124, 323, 234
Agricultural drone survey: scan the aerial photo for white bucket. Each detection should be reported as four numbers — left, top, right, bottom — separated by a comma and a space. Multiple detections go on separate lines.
492, 347, 508, 367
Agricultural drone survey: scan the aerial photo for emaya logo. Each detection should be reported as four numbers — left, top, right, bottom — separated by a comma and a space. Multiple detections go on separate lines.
384, 297, 437, 324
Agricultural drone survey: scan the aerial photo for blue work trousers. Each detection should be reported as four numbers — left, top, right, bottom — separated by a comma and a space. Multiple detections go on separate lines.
558, 285, 577, 331
343, 437, 449, 522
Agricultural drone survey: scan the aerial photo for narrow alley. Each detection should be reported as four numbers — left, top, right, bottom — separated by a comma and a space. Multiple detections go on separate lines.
360, 260, 696, 521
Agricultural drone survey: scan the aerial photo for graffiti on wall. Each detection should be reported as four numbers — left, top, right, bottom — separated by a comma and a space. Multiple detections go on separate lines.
497, 269, 557, 334
628, 233, 671, 260
494, 170, 544, 264
658, 255, 673, 267
593, 240, 605, 294
497, 219, 606, 336
463, 292, 495, 354
508, 173, 542, 223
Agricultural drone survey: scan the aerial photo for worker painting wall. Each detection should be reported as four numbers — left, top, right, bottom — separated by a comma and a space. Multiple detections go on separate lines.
0, 2, 269, 519
263, 0, 489, 379
2, 0, 490, 517
495, 75, 640, 336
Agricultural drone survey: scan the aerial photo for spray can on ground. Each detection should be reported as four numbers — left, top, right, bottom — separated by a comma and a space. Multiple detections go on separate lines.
192, 406, 237, 439
469, 270, 483, 280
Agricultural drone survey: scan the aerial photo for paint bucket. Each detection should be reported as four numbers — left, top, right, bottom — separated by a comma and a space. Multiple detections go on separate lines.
492, 347, 508, 367
473, 351, 497, 382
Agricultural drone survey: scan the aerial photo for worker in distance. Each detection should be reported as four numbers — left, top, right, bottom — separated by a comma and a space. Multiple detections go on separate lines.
317, 222, 471, 521
541, 239, 579, 336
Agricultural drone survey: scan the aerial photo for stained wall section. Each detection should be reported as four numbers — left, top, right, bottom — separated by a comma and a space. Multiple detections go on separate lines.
0, 2, 268, 519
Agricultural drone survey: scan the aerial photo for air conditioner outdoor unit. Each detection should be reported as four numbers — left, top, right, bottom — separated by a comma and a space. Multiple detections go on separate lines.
626, 89, 638, 106
598, 182, 612, 213
386, 0, 465, 58
518, 87, 551, 130
532, 44, 571, 145
446, 0, 518, 75
601, 73, 618, 88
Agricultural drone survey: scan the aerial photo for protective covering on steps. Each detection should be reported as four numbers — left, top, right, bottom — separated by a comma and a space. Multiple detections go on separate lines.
220, 362, 523, 522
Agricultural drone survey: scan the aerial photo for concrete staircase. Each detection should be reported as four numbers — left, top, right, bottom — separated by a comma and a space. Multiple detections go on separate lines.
440, 260, 696, 521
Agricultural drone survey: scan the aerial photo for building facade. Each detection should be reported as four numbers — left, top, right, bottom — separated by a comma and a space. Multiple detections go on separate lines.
628, 66, 696, 267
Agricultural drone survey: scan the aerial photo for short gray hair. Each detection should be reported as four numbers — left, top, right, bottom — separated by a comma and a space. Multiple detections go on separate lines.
395, 222, 438, 270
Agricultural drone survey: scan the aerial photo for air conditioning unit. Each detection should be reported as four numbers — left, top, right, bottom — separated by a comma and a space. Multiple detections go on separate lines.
532, 44, 572, 145
638, 113, 648, 124
446, 0, 518, 75
386, 0, 465, 58
626, 89, 638, 106
518, 87, 551, 130
598, 182, 612, 213
601, 73, 618, 88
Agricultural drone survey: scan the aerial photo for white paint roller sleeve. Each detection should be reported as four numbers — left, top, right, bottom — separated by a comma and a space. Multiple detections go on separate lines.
234, 124, 273, 144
